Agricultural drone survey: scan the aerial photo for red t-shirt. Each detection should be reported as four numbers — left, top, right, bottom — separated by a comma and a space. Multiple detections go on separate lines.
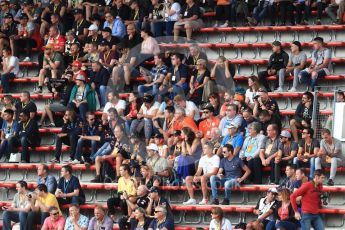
47, 35, 66, 52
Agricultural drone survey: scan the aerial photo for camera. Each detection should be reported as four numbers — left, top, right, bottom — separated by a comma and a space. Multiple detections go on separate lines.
27, 193, 32, 199
320, 193, 329, 206
253, 95, 260, 100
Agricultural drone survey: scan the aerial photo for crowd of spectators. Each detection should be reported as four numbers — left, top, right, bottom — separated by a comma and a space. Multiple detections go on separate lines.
0, 0, 342, 229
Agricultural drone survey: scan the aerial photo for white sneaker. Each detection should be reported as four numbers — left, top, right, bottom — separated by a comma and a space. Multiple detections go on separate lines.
23, 57, 31, 62
71, 159, 80, 164
198, 198, 208, 205
274, 87, 283, 92
183, 198, 197, 205
213, 22, 219, 28
219, 22, 228, 28
65, 157, 73, 163
288, 87, 297, 92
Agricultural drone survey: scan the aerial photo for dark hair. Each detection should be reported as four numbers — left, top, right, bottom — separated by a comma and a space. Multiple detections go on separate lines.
305, 128, 314, 138
86, 112, 95, 118
107, 107, 118, 115
17, 180, 28, 189
296, 168, 306, 175
286, 164, 295, 170
22, 91, 30, 99
2, 46, 11, 53
211, 207, 224, 220
182, 127, 196, 145
314, 169, 325, 177
20, 109, 30, 118
268, 123, 279, 132
62, 165, 72, 174
320, 128, 331, 135
223, 144, 234, 153
165, 105, 175, 114
155, 53, 166, 62
71, 42, 81, 50
48, 206, 59, 213
303, 91, 314, 101
69, 203, 80, 210
40, 164, 49, 172
66, 108, 77, 121
3, 95, 14, 103
3, 109, 14, 117
120, 164, 131, 174
37, 184, 48, 193
171, 53, 183, 61
259, 110, 270, 117
227, 104, 238, 113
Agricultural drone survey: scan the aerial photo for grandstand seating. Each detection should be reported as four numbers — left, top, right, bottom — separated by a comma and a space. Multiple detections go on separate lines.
1, 4, 345, 229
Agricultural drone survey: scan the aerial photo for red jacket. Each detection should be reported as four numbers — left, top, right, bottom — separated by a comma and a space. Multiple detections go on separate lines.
290, 181, 323, 214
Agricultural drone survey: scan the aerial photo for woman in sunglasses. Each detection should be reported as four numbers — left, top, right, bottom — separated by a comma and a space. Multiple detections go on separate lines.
42, 206, 65, 230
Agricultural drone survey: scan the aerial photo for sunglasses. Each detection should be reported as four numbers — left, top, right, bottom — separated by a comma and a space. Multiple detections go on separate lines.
222, 151, 228, 153
154, 210, 162, 213
279, 136, 287, 139
50, 212, 59, 216
202, 111, 210, 114
302, 132, 308, 134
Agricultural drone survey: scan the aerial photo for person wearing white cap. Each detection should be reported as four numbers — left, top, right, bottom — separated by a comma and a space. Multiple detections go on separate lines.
218, 122, 244, 157
68, 74, 97, 121
246, 187, 278, 230
274, 130, 298, 184
85, 23, 102, 45
146, 143, 170, 181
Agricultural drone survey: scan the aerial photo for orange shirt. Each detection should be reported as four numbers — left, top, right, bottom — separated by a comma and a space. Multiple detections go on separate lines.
198, 117, 220, 139
216, 0, 229, 5
171, 117, 198, 133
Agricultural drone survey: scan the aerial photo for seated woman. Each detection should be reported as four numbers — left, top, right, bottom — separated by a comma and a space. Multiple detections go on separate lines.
130, 207, 152, 230
2, 180, 31, 230
107, 164, 137, 222
188, 59, 210, 105
265, 188, 298, 230
177, 127, 202, 181
68, 74, 97, 121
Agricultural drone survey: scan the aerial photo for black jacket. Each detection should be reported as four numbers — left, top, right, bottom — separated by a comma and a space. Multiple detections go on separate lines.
267, 51, 289, 71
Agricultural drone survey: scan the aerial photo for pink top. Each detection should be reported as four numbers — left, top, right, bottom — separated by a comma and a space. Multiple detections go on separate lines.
42, 216, 65, 230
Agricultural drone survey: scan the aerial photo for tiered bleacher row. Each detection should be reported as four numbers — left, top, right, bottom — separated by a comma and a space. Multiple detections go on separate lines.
0, 0, 344, 229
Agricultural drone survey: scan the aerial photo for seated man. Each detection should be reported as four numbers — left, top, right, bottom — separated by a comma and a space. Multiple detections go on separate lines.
148, 206, 174, 230
246, 188, 278, 230
210, 144, 250, 205
55, 165, 86, 205
183, 141, 220, 205
1, 47, 19, 93
36, 43, 65, 93
277, 164, 296, 192
0, 109, 18, 160
298, 37, 331, 91
73, 112, 102, 164
89, 61, 110, 108
257, 41, 289, 92
51, 109, 81, 163
218, 123, 244, 157
146, 143, 170, 184
14, 91, 37, 120
41, 206, 65, 230
64, 204, 89, 230
27, 184, 61, 228
315, 128, 343, 186
146, 186, 173, 218
253, 88, 280, 121
87, 205, 113, 230
239, 122, 266, 184
37, 164, 57, 194
293, 128, 319, 179
8, 109, 40, 163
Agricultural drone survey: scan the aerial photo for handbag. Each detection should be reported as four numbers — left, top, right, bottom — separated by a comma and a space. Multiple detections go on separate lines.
9, 153, 21, 163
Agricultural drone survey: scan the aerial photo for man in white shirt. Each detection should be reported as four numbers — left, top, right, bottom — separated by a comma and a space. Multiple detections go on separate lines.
183, 141, 220, 205
1, 47, 19, 93
102, 91, 126, 118
173, 95, 200, 121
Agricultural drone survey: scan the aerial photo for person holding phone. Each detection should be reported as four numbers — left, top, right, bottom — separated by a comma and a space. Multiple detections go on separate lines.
87, 205, 113, 230
2, 180, 31, 230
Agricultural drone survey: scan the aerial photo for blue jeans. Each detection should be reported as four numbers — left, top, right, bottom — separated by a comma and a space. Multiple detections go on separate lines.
90, 142, 112, 163
210, 176, 239, 200
75, 139, 98, 161
293, 157, 315, 179
152, 21, 164, 37
68, 102, 89, 121
3, 211, 28, 230
57, 196, 85, 205
265, 220, 297, 230
1, 72, 15, 93
130, 119, 153, 140
8, 135, 31, 163
138, 84, 159, 97
99, 85, 109, 108
253, 1, 269, 22
0, 139, 8, 159
301, 213, 324, 230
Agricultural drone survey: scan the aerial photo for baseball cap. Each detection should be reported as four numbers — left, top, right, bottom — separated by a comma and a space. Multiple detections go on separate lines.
313, 37, 324, 43
272, 41, 281, 47
280, 130, 291, 138
146, 143, 159, 152
268, 187, 278, 194
89, 14, 101, 21
101, 27, 112, 34
88, 24, 98, 31
150, 186, 161, 193
75, 74, 85, 82
99, 39, 111, 47
154, 133, 163, 139
72, 60, 82, 68
225, 122, 238, 129
203, 103, 214, 112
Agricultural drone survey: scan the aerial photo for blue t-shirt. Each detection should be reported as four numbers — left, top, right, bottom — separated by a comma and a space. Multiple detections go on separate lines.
1, 120, 18, 139
220, 157, 245, 179
57, 175, 85, 200
149, 218, 174, 230
221, 133, 244, 151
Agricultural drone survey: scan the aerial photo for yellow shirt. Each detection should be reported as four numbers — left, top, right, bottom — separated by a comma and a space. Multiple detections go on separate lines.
35, 193, 62, 215
118, 177, 137, 197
